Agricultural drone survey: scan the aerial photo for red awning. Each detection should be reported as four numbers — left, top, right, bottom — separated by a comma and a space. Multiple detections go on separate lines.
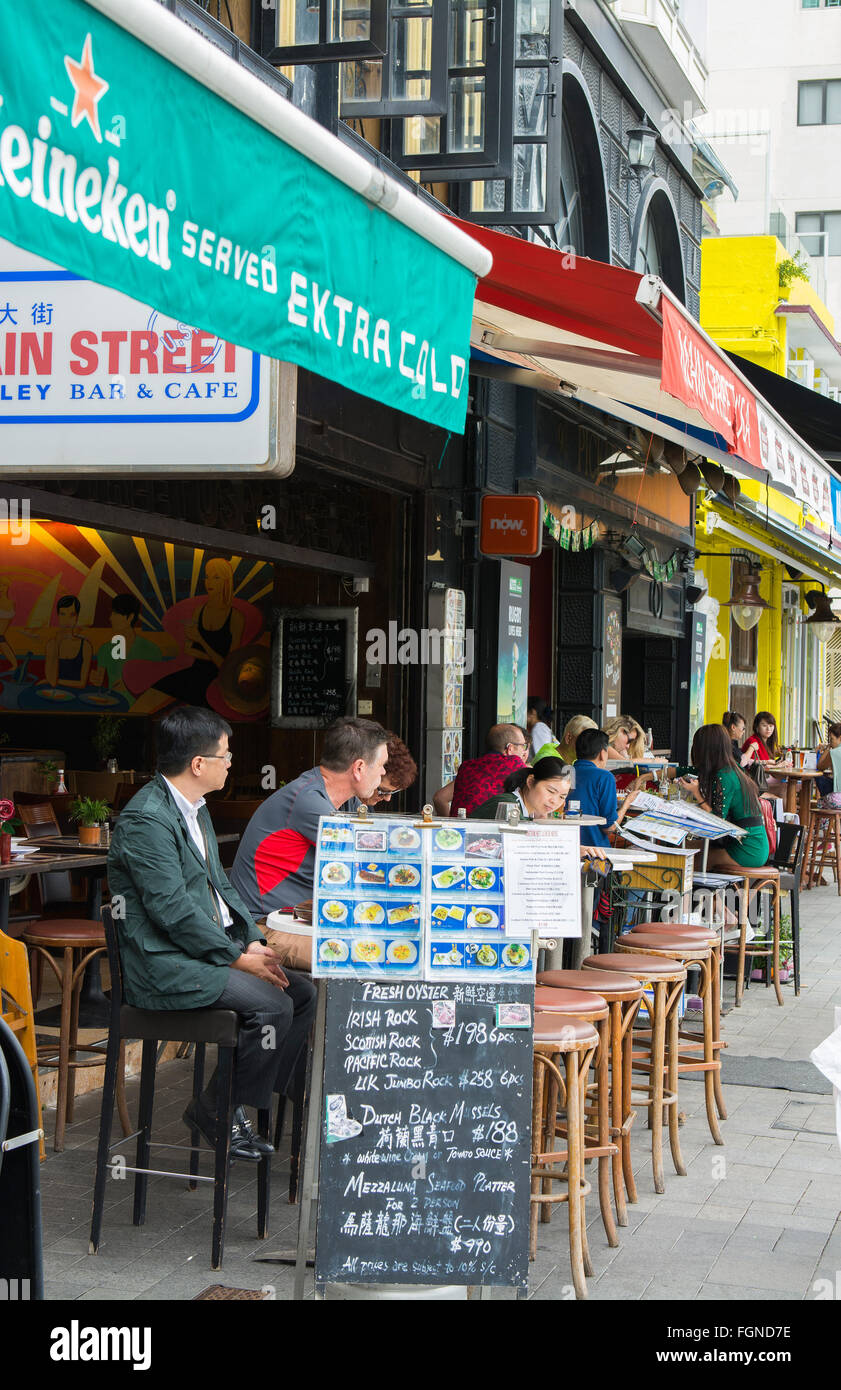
457, 220, 837, 530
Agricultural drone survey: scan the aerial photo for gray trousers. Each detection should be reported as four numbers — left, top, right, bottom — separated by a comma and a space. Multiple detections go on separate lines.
205, 967, 317, 1110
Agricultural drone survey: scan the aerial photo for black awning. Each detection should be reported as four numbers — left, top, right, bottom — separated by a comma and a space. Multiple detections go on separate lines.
729, 353, 841, 463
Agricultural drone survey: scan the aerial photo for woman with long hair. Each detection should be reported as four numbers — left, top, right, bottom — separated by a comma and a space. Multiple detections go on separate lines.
679, 723, 769, 869
743, 711, 782, 762
722, 710, 756, 768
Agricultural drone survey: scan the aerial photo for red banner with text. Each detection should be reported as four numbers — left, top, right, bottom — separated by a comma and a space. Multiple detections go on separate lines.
661, 298, 762, 470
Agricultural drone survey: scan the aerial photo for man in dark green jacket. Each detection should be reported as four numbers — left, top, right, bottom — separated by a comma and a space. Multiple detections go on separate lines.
108, 706, 316, 1161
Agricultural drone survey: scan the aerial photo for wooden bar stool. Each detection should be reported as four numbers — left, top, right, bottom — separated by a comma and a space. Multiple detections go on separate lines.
617, 931, 722, 1147
534, 985, 616, 1248
22, 918, 129, 1152
531, 1013, 600, 1299
538, 968, 643, 1228
726, 867, 782, 1007
630, 922, 727, 1123
582, 952, 687, 1195
803, 808, 841, 895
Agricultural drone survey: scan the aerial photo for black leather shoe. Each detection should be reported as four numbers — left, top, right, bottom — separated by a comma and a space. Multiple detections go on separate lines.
233, 1106, 274, 1156
183, 1098, 262, 1164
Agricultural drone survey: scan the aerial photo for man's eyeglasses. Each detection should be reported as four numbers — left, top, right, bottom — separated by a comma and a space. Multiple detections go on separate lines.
376, 787, 399, 801
201, 751, 233, 765
507, 742, 529, 753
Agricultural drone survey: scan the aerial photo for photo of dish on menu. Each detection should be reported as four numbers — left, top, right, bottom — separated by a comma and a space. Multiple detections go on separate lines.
312, 814, 536, 981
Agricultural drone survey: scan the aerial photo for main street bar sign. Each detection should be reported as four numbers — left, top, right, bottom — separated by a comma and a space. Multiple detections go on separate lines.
0, 239, 292, 474
0, 0, 481, 435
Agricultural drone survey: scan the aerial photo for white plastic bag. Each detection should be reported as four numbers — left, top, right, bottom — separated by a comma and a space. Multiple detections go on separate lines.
810, 1006, 841, 1152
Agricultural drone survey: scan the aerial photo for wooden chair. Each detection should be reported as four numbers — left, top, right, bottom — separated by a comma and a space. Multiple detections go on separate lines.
533, 984, 617, 1249
0, 925, 43, 1158
771, 822, 807, 996
582, 952, 687, 1195
802, 807, 841, 896
538, 967, 643, 1228
531, 1014, 600, 1299
22, 916, 130, 1151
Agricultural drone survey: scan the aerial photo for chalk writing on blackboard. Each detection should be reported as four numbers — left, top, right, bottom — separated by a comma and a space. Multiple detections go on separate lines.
316, 978, 533, 1289
277, 613, 353, 723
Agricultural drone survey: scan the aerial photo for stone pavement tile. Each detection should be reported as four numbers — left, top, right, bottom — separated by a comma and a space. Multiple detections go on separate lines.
704, 1254, 817, 1293
697, 1203, 751, 1224
43, 1249, 95, 1275
589, 1272, 654, 1300
787, 1204, 838, 1231
721, 1223, 785, 1253
777, 1147, 841, 1174
642, 1276, 704, 1301
801, 1176, 841, 1204
742, 1136, 793, 1164
758, 1172, 812, 1203
43, 1266, 107, 1298
773, 1228, 832, 1259
739, 1200, 796, 1225
696, 1282, 797, 1302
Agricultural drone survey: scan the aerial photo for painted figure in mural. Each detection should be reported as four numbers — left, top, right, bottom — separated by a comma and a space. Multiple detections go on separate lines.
0, 577, 17, 671
42, 596, 92, 690
92, 594, 177, 695
153, 558, 246, 707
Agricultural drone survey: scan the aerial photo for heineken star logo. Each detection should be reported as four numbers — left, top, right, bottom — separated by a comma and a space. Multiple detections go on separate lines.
64, 33, 109, 143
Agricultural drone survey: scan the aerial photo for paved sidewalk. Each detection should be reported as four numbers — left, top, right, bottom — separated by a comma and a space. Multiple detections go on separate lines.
36, 885, 841, 1301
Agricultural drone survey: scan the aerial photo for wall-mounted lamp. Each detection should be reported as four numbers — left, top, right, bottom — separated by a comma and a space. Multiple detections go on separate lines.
627, 117, 658, 176
722, 563, 773, 632
805, 588, 841, 643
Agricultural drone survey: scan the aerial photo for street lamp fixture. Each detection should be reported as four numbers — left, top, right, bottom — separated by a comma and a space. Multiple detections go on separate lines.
627, 118, 658, 176
804, 588, 841, 643
723, 563, 772, 632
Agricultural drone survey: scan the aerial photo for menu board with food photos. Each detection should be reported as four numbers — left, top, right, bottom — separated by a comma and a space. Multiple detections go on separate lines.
312, 815, 537, 981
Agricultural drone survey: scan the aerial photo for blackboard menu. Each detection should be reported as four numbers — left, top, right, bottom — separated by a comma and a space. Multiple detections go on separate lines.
276, 613, 351, 724
315, 978, 533, 1290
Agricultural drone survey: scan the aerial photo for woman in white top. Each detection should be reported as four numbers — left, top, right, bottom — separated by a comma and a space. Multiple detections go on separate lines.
527, 695, 555, 759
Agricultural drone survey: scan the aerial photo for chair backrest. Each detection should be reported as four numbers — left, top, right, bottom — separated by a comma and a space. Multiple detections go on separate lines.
18, 802, 61, 839
100, 906, 126, 1038
113, 782, 142, 814
772, 821, 806, 875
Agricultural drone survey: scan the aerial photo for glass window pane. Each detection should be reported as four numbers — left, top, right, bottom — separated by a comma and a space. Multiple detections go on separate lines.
512, 141, 546, 211
515, 67, 548, 135
329, 1, 372, 43
802, 0, 820, 8
826, 213, 841, 255
403, 113, 441, 155
516, 0, 550, 56
827, 80, 841, 122
796, 212, 823, 257
470, 180, 506, 212
392, 14, 432, 101
799, 81, 824, 124
558, 126, 584, 250
341, 58, 383, 104
450, 0, 487, 69
448, 74, 486, 152
278, 0, 320, 47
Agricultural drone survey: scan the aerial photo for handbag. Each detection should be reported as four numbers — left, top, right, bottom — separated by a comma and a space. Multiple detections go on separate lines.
747, 760, 769, 793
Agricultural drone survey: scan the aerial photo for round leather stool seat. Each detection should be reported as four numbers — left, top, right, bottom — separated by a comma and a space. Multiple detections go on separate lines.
618, 933, 711, 955
534, 985, 608, 1018
582, 952, 685, 978
626, 924, 717, 943
538, 967, 642, 998
533, 1014, 600, 1047
23, 919, 105, 947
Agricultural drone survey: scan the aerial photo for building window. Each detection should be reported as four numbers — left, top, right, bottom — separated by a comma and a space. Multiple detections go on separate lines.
797, 78, 841, 124
802, 1, 841, 9
796, 211, 841, 256
632, 184, 686, 303
462, 0, 565, 225
340, 3, 449, 118
259, 1, 388, 65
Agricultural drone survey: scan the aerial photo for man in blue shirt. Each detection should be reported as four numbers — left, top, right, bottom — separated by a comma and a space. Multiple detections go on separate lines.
574, 728, 638, 847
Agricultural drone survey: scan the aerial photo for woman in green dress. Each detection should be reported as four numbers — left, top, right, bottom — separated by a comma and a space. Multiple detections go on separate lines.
679, 724, 769, 870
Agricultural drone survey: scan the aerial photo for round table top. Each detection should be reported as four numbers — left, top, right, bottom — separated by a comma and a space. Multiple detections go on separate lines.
770, 766, 823, 779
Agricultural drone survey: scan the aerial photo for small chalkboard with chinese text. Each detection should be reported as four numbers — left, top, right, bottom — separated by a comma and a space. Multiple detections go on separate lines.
272, 606, 358, 728
315, 977, 533, 1290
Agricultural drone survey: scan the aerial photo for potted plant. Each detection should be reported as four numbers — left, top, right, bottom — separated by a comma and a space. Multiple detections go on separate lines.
92, 717, 126, 770
69, 796, 112, 847
777, 251, 810, 299
0, 798, 19, 864
36, 758, 61, 792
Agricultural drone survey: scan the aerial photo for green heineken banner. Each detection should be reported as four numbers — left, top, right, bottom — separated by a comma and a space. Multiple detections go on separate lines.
0, 0, 481, 433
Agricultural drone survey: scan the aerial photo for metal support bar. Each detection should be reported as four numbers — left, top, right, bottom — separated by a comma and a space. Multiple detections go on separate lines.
2, 1127, 44, 1152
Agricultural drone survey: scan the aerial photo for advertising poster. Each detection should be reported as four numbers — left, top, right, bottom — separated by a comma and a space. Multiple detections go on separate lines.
496, 561, 530, 728
602, 593, 622, 720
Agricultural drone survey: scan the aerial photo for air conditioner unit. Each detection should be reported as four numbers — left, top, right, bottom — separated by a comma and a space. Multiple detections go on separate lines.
781, 585, 800, 612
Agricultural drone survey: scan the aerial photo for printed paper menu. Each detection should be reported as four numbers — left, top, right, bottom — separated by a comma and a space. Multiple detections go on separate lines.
502, 824, 583, 939
313, 815, 550, 981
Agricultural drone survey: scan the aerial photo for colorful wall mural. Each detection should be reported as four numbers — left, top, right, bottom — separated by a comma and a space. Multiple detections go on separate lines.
0, 522, 272, 720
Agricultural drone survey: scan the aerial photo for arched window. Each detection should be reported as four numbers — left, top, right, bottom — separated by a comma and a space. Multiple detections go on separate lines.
632, 183, 686, 303
552, 62, 610, 260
